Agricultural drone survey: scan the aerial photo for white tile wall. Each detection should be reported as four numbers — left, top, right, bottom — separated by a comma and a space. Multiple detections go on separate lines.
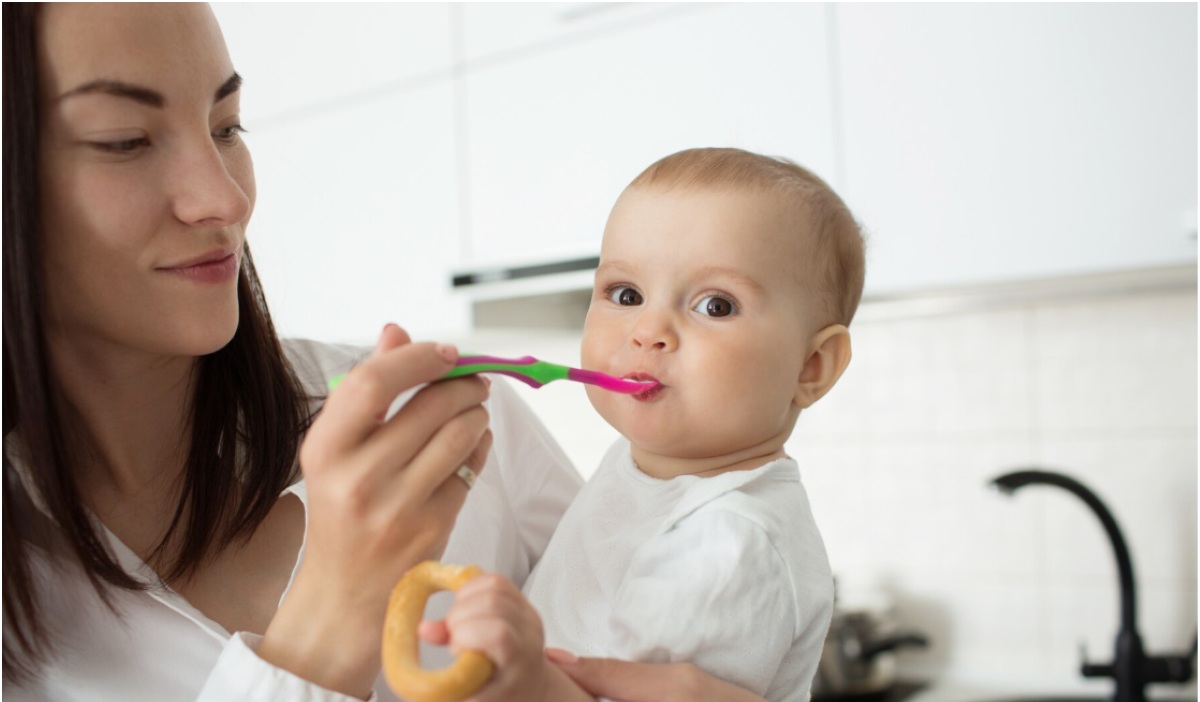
794, 288, 1197, 688
463, 286, 1198, 689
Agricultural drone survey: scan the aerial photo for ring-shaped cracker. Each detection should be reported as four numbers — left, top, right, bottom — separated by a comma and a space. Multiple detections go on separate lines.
382, 561, 493, 702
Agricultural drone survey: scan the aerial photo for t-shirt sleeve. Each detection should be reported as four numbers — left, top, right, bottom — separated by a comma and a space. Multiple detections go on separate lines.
195, 633, 378, 702
606, 510, 797, 696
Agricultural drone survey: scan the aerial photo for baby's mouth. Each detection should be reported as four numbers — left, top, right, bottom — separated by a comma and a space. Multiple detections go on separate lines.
623, 372, 663, 401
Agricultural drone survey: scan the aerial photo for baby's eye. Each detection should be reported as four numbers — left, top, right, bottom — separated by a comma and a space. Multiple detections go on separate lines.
607, 286, 643, 306
693, 295, 736, 318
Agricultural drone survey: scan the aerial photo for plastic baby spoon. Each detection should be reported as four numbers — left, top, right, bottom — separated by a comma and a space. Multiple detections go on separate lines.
326, 354, 658, 394
444, 355, 658, 394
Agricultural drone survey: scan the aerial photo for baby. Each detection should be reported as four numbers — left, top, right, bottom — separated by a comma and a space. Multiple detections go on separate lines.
435, 147, 866, 701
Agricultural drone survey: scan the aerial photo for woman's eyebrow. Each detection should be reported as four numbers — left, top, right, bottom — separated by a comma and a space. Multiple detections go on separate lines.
58, 79, 164, 107
57, 72, 242, 107
214, 73, 242, 103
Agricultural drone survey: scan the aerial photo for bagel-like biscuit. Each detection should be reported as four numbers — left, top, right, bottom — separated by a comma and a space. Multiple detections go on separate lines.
382, 561, 494, 702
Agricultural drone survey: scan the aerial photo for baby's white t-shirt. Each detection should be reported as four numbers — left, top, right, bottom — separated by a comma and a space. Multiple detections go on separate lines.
523, 438, 834, 702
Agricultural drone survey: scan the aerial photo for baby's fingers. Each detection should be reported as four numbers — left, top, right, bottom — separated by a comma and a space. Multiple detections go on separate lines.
446, 575, 541, 661
418, 619, 451, 646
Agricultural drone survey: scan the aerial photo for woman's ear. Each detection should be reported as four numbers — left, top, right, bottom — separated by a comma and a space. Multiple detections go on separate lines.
794, 324, 852, 409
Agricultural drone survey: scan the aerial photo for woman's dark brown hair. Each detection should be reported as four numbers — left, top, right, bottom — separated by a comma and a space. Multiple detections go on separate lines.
3, 4, 314, 680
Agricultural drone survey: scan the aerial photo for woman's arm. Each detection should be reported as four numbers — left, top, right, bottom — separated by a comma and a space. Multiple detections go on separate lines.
548, 651, 769, 702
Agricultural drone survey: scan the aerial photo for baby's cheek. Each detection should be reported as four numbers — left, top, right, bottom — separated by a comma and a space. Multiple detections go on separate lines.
587, 388, 625, 435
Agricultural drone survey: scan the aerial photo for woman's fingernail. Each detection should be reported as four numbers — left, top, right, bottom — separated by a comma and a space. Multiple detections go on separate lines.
437, 344, 458, 363
545, 648, 578, 664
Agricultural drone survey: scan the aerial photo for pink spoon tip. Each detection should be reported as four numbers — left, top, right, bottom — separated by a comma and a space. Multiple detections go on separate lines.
568, 368, 659, 394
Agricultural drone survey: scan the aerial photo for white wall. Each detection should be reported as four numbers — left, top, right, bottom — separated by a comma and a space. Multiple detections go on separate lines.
799, 288, 1196, 689
461, 285, 1198, 691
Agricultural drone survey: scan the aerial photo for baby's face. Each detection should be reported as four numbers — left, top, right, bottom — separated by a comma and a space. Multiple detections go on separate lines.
582, 185, 821, 474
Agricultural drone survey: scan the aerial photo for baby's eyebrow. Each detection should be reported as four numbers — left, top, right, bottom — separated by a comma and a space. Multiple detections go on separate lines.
594, 261, 636, 278
692, 266, 766, 295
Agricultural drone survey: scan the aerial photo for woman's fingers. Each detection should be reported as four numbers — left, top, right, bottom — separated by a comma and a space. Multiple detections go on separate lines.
307, 338, 459, 460
373, 322, 412, 356
364, 377, 489, 490
462, 426, 493, 476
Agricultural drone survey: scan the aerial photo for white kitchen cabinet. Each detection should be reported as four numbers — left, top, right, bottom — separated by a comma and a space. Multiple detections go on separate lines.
212, 3, 455, 126
461, 2, 838, 271
460, 2, 682, 64
211, 4, 468, 343
238, 84, 469, 344
835, 3, 1198, 294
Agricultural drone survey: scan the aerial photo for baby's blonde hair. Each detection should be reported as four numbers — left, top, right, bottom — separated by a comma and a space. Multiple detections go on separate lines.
628, 147, 866, 326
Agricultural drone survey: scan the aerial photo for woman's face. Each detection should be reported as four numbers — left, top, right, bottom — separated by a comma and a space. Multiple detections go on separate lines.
37, 3, 254, 360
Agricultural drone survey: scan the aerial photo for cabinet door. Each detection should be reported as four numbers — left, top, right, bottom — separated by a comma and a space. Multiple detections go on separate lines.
836, 3, 1197, 294
212, 5, 468, 343
463, 3, 838, 270
460, 2, 680, 63
212, 3, 455, 125
240, 85, 468, 344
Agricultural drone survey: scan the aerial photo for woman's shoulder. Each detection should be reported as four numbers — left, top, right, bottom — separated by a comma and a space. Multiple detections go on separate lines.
281, 338, 368, 397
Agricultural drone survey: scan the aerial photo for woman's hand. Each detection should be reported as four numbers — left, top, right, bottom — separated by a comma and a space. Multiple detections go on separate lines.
259, 324, 492, 698
418, 573, 594, 702
547, 651, 768, 702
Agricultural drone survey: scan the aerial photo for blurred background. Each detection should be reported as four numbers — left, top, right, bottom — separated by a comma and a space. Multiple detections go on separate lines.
212, 3, 1196, 699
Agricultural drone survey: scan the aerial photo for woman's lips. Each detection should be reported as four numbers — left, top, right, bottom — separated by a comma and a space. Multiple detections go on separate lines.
158, 252, 239, 284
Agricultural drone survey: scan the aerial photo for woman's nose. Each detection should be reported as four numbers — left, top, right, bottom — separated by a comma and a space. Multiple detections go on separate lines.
630, 308, 677, 352
170, 140, 252, 227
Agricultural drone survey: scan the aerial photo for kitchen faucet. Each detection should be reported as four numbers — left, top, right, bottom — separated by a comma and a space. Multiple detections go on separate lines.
990, 469, 1196, 702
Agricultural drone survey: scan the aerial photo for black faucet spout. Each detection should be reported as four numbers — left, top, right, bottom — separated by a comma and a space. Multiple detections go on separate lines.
991, 470, 1136, 635
989, 469, 1195, 701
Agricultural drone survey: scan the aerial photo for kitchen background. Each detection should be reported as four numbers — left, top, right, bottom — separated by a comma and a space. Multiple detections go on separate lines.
212, 3, 1197, 697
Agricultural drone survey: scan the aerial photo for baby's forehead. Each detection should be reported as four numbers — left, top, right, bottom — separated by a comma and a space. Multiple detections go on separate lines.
615, 184, 820, 279
631, 180, 816, 217
624, 182, 819, 249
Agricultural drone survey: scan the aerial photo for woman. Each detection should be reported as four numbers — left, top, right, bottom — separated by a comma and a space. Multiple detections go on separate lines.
2, 4, 765, 701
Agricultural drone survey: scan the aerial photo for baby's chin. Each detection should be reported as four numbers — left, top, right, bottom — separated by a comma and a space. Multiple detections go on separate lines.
628, 432, 788, 465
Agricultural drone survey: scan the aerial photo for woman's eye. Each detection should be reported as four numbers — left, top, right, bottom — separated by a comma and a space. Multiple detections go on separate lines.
694, 295, 736, 318
607, 286, 643, 306
214, 124, 247, 144
90, 137, 150, 154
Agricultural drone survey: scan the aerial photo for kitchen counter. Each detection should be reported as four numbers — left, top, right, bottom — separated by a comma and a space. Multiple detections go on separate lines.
813, 680, 1196, 702
904, 682, 1196, 702
813, 682, 928, 702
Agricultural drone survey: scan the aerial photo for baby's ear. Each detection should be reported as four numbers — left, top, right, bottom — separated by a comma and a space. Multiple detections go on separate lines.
794, 324, 852, 409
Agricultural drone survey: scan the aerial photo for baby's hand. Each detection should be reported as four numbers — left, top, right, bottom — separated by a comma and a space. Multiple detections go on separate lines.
420, 572, 587, 702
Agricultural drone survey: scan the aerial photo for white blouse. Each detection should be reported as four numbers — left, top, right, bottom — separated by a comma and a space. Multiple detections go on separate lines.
4, 339, 583, 702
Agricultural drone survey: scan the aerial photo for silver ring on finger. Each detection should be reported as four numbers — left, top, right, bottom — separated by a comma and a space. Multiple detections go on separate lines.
454, 464, 477, 490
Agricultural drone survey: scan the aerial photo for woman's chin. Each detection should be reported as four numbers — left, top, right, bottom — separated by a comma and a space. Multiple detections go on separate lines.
174, 313, 240, 357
